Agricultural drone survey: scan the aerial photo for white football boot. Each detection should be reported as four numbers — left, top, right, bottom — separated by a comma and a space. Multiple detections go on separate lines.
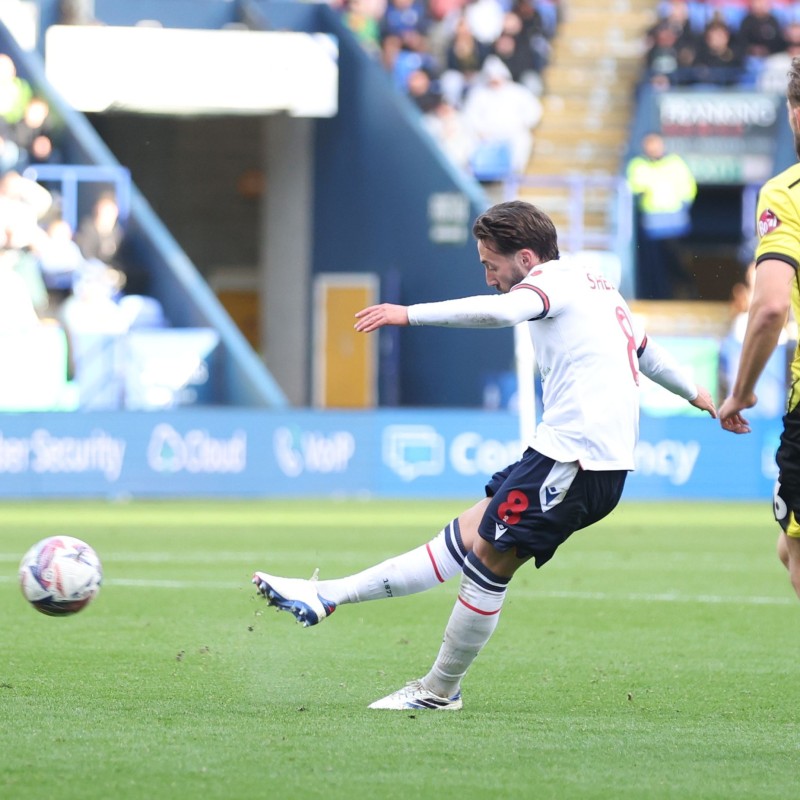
252, 571, 336, 627
368, 679, 463, 711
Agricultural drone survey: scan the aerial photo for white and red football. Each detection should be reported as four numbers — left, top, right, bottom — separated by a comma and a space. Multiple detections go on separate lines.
19, 535, 102, 616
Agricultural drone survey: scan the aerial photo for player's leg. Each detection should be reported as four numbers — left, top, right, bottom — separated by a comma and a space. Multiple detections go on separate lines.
314, 499, 487, 604
772, 444, 800, 598
772, 431, 800, 600
368, 540, 528, 712
402, 461, 555, 705
777, 531, 800, 599
252, 499, 488, 626
406, 539, 529, 704
370, 455, 628, 710
785, 534, 800, 599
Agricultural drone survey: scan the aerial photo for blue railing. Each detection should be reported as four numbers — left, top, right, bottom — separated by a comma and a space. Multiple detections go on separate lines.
22, 163, 132, 233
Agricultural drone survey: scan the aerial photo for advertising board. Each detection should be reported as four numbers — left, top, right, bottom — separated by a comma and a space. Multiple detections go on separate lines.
0, 410, 778, 501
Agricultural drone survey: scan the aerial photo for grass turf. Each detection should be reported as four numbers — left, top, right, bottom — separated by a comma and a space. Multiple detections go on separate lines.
1, 499, 798, 800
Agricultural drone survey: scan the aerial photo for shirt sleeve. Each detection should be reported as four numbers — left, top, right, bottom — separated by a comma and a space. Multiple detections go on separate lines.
638, 336, 697, 400
755, 180, 800, 270
407, 288, 546, 328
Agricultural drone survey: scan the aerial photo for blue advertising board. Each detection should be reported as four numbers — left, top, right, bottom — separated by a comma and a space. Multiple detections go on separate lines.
0, 409, 779, 501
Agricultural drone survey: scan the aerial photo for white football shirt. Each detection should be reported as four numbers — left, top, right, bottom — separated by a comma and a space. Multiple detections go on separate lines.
514, 258, 643, 469
408, 257, 649, 470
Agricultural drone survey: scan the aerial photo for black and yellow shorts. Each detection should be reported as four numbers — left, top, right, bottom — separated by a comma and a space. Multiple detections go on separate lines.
774, 405, 800, 538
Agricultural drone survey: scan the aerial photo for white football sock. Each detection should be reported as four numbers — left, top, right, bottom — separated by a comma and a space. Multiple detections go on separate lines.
315, 519, 467, 605
422, 551, 509, 698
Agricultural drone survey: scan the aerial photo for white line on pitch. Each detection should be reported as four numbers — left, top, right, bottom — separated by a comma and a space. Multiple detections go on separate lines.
0, 575, 793, 605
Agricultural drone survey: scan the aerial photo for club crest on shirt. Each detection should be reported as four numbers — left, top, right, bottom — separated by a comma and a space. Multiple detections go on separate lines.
758, 208, 781, 238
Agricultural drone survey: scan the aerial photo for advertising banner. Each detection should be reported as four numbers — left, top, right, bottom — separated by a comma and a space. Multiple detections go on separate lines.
0, 409, 779, 501
656, 90, 783, 184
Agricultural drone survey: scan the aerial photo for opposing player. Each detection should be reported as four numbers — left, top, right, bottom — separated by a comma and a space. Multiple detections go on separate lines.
719, 56, 800, 600
254, 200, 717, 710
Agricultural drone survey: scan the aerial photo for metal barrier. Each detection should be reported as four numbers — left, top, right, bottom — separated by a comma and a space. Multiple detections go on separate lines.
23, 163, 132, 233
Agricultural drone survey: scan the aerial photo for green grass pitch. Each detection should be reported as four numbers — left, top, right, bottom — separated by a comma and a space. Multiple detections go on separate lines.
1, 498, 799, 800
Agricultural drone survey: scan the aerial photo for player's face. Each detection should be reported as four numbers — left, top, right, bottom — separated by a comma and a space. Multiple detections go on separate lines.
477, 240, 537, 293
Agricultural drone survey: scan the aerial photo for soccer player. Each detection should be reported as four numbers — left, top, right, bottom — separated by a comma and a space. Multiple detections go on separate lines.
254, 200, 717, 710
719, 56, 800, 601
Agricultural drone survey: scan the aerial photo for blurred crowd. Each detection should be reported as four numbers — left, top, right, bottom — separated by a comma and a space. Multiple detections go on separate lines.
646, 0, 800, 89
0, 51, 130, 319
0, 50, 168, 407
337, 0, 561, 178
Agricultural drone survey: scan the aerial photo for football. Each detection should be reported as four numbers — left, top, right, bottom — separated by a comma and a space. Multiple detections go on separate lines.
19, 535, 103, 616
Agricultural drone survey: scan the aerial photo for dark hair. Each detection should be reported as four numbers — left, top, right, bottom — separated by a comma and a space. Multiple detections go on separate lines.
472, 200, 559, 262
789, 56, 800, 108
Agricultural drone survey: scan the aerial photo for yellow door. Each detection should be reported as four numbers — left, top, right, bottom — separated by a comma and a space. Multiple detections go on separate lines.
313, 273, 378, 408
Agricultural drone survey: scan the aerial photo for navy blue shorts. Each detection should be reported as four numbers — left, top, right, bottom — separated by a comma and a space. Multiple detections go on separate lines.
478, 447, 627, 568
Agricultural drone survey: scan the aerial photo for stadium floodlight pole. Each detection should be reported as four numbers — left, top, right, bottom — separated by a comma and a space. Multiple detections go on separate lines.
514, 322, 536, 444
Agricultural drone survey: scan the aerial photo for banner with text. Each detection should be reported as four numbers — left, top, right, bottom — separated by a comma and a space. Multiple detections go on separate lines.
0, 410, 778, 501
656, 90, 783, 184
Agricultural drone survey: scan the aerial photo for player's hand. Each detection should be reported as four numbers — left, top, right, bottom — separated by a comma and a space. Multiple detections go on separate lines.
690, 385, 717, 419
354, 303, 410, 333
718, 393, 756, 435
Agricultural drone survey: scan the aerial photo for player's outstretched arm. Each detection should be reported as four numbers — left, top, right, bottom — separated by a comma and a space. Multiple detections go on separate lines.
718, 258, 793, 435
354, 303, 410, 333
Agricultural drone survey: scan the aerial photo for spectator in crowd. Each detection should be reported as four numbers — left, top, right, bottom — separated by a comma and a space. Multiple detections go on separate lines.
342, 0, 383, 55
0, 169, 53, 249
10, 96, 61, 169
380, 33, 407, 87
653, 0, 698, 41
32, 217, 87, 297
490, 11, 543, 96
75, 191, 125, 270
0, 169, 55, 314
462, 0, 506, 46
645, 20, 694, 86
383, 30, 440, 95
690, 19, 746, 85
428, 0, 463, 24
511, 0, 553, 72
0, 54, 33, 128
626, 132, 697, 299
759, 20, 800, 90
439, 13, 489, 106
462, 54, 542, 175
58, 260, 130, 409
739, 0, 786, 58
381, 0, 430, 47
514, 0, 549, 41
534, 0, 561, 38
708, 0, 752, 30
406, 66, 442, 112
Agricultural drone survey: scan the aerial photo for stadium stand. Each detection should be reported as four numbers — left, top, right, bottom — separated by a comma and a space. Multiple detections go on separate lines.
0, 12, 289, 409
5, 0, 797, 412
